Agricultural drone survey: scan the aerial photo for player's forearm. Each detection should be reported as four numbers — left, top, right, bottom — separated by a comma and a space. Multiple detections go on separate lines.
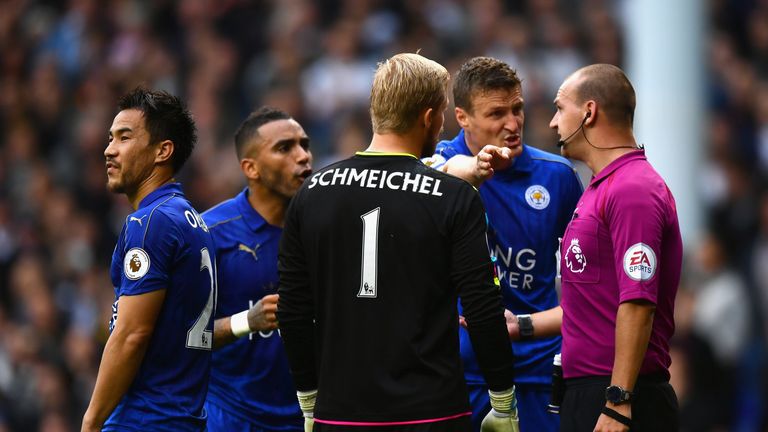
213, 317, 238, 349
610, 301, 654, 393
276, 276, 316, 389
214, 294, 279, 349
466, 309, 516, 392
279, 319, 318, 391
443, 155, 485, 187
82, 330, 153, 430
530, 306, 563, 338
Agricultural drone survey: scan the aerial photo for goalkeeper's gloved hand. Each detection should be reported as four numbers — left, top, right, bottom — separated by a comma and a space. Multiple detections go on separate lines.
296, 389, 317, 432
480, 386, 520, 432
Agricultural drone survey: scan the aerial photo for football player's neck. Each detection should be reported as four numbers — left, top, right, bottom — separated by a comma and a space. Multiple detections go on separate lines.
368, 130, 421, 158
248, 183, 288, 227
464, 133, 483, 156
127, 170, 174, 210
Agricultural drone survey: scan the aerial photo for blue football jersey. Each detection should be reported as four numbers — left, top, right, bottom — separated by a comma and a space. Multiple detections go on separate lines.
104, 183, 217, 432
202, 188, 302, 431
432, 131, 583, 385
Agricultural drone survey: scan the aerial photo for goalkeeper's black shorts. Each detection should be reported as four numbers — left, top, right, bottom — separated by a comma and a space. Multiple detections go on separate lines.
313, 415, 472, 432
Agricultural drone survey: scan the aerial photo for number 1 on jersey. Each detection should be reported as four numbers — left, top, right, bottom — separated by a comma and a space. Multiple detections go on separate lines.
358, 207, 380, 298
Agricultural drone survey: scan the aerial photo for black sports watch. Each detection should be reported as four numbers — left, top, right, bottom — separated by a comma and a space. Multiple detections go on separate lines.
605, 385, 633, 404
517, 314, 534, 340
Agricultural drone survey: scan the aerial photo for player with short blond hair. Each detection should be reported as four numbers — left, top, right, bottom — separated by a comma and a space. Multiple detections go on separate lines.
278, 52, 518, 432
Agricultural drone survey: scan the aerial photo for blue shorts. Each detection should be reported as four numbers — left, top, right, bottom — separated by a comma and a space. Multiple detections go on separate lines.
205, 400, 301, 432
467, 382, 559, 432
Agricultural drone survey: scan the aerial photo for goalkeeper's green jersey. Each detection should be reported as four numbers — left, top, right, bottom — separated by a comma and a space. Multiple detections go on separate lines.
278, 152, 515, 425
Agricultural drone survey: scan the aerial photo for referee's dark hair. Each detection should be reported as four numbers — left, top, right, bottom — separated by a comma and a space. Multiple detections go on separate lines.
453, 57, 522, 113
234, 107, 292, 159
118, 87, 197, 174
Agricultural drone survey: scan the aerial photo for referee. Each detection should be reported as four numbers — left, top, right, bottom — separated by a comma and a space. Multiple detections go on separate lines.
550, 64, 681, 432
278, 53, 518, 432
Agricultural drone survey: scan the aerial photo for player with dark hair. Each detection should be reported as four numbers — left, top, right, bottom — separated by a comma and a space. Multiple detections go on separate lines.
425, 56, 583, 432
551, 64, 681, 432
278, 52, 519, 432
202, 106, 312, 431
82, 87, 217, 431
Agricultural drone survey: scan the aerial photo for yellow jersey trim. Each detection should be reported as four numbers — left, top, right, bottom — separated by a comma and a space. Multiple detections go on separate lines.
356, 151, 418, 159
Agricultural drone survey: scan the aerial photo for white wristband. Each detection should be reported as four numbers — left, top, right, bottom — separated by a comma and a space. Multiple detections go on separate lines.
230, 309, 252, 338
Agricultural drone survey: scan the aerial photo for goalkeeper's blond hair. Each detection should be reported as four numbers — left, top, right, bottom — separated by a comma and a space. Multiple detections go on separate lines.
370, 53, 450, 135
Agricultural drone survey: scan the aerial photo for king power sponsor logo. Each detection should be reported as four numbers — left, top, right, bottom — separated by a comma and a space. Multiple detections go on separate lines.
491, 245, 537, 290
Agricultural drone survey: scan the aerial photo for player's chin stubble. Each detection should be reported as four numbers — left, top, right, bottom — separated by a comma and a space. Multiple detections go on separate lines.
106, 176, 125, 194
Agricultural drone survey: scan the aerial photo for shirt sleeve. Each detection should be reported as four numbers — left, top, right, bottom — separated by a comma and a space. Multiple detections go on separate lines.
118, 211, 179, 297
604, 177, 667, 304
277, 188, 317, 391
453, 187, 516, 391
421, 141, 460, 170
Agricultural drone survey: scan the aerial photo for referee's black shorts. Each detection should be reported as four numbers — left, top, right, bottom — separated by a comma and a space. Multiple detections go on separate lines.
559, 374, 679, 432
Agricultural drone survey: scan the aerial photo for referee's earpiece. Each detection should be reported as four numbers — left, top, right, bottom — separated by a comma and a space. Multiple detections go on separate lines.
585, 111, 591, 119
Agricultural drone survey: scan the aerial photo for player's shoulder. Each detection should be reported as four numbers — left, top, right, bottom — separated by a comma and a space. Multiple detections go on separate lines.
152, 193, 196, 224
434, 137, 466, 159
125, 193, 179, 232
435, 137, 459, 152
526, 145, 576, 171
201, 196, 240, 229
151, 193, 210, 237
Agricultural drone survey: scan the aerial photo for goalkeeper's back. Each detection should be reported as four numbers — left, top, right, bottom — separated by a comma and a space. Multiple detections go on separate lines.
278, 152, 515, 426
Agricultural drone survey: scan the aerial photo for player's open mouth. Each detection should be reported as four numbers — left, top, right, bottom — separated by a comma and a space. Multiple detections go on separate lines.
298, 169, 312, 181
504, 135, 521, 147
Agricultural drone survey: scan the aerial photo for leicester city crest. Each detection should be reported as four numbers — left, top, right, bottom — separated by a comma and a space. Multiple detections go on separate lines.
525, 185, 550, 210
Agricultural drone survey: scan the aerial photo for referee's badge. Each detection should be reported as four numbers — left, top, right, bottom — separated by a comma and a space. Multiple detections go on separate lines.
124, 247, 150, 280
565, 238, 587, 273
525, 185, 550, 210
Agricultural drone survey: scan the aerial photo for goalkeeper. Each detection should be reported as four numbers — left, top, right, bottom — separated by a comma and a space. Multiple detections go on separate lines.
278, 52, 519, 432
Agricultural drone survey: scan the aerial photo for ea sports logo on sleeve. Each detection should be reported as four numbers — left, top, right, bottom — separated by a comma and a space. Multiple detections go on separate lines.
623, 243, 657, 281
124, 247, 150, 280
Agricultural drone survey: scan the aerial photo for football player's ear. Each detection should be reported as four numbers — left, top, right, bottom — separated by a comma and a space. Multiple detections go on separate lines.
156, 140, 174, 164
241, 158, 260, 181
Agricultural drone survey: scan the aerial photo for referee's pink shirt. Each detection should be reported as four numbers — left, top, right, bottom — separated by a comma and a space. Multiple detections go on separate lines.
559, 150, 682, 379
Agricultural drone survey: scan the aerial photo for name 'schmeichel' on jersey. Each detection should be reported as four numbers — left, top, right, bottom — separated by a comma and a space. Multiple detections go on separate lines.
278, 151, 515, 426
307, 167, 445, 196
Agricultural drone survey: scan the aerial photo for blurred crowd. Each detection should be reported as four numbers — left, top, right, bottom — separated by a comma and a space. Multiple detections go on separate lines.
0, 0, 765, 430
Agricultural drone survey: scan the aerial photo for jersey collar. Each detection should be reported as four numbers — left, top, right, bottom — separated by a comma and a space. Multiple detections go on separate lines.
455, 129, 533, 174
355, 151, 418, 159
589, 149, 646, 188
138, 182, 183, 209
235, 188, 269, 232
